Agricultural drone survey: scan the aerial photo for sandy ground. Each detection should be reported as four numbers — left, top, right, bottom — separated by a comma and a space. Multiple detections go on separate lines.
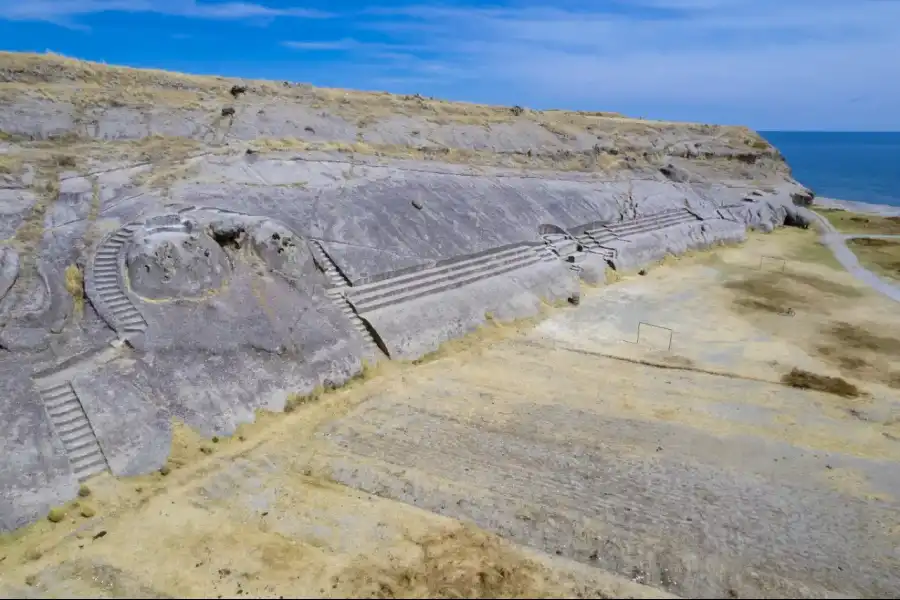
2, 228, 899, 599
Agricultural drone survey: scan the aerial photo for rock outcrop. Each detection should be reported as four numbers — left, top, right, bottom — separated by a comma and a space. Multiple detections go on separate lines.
0, 51, 817, 531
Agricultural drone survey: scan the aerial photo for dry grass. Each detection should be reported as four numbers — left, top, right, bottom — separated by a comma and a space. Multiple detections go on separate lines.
783, 234, 844, 270
12, 177, 58, 253
724, 268, 860, 317
815, 322, 900, 390
0, 51, 774, 172
846, 238, 900, 281
64, 264, 84, 318
284, 360, 379, 413
251, 136, 629, 172
331, 524, 550, 599
813, 207, 900, 235
781, 368, 861, 398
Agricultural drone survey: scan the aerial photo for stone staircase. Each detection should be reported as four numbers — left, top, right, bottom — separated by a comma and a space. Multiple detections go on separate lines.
310, 240, 352, 287
310, 240, 382, 355
346, 244, 542, 314
88, 225, 147, 336
38, 381, 109, 481
604, 208, 700, 238
580, 209, 700, 250
541, 233, 587, 274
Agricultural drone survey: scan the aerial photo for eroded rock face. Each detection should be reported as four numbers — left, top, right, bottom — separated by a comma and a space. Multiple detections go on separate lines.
202, 214, 324, 289
248, 220, 316, 277
0, 247, 18, 302
127, 230, 231, 300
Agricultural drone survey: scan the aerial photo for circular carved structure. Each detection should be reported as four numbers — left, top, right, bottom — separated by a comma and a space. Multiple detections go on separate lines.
126, 227, 232, 301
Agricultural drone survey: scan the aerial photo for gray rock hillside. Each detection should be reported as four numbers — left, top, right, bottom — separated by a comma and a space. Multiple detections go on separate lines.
0, 51, 815, 531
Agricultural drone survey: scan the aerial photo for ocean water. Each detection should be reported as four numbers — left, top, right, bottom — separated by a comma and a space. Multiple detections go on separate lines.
760, 131, 900, 208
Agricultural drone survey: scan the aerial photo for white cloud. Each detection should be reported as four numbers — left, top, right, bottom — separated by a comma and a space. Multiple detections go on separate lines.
3, 0, 897, 129
283, 39, 362, 51
0, 0, 330, 26
282, 38, 420, 52
350, 0, 900, 129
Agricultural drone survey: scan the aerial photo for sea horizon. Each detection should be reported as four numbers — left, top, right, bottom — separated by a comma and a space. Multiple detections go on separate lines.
759, 130, 900, 208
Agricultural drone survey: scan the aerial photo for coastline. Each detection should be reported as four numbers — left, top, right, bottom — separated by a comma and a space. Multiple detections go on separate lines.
812, 196, 900, 217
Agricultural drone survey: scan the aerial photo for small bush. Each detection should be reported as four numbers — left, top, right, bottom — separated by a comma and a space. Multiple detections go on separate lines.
24, 548, 42, 561
54, 154, 78, 168
284, 385, 325, 412
79, 505, 96, 518
510, 105, 525, 116
221, 106, 236, 117
229, 85, 248, 98
77, 483, 91, 497
47, 507, 66, 523
781, 368, 861, 398
64, 264, 85, 317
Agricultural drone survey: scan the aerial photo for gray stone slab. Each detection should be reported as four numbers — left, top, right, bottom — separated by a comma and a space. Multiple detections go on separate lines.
357, 260, 577, 360
0, 187, 36, 240
609, 220, 747, 272
73, 358, 170, 477
0, 365, 75, 531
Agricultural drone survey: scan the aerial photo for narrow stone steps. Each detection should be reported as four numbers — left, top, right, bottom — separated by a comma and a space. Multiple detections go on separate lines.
348, 247, 539, 312
350, 245, 532, 297
310, 241, 351, 287
549, 239, 579, 256
605, 215, 696, 236
350, 250, 541, 314
587, 212, 690, 236
539, 247, 558, 262
310, 240, 381, 354
38, 382, 109, 481
584, 214, 696, 243
88, 226, 148, 335
604, 211, 698, 235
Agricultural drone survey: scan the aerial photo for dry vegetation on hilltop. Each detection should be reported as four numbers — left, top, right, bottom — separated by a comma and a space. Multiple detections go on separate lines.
0, 51, 785, 179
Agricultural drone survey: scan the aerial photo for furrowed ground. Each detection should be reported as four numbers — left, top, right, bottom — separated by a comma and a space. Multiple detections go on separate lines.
2, 226, 899, 599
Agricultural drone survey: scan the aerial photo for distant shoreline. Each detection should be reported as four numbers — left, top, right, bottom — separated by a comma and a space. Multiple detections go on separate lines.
812, 196, 900, 217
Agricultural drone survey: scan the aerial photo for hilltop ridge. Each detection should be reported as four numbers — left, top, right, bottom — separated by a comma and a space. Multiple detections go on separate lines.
0, 51, 794, 185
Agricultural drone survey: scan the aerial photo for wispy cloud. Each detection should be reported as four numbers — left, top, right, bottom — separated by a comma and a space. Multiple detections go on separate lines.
283, 39, 362, 51
2, 0, 897, 129
338, 0, 900, 129
282, 38, 418, 52
0, 0, 330, 28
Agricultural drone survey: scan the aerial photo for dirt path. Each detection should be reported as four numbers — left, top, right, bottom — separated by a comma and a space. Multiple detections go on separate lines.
2, 228, 899, 599
810, 210, 900, 302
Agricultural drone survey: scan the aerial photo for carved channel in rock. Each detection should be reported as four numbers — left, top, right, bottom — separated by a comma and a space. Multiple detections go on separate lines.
0, 247, 18, 304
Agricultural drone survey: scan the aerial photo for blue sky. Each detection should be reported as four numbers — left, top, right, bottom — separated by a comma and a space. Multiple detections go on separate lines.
1, 0, 898, 131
